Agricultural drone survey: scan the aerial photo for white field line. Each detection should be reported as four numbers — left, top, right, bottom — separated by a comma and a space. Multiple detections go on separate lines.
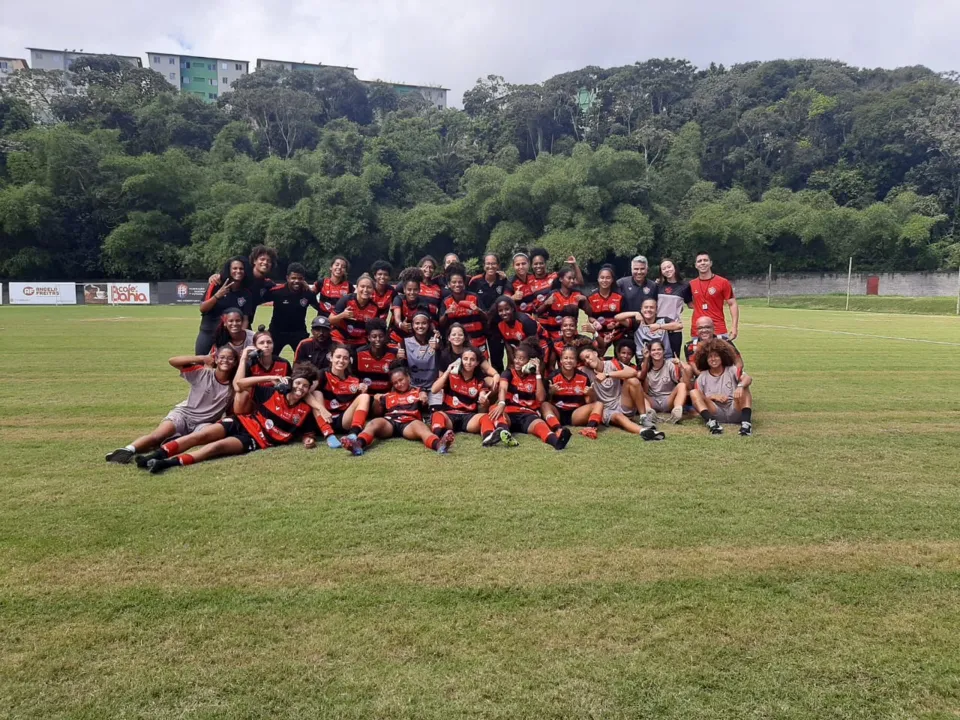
743, 322, 960, 346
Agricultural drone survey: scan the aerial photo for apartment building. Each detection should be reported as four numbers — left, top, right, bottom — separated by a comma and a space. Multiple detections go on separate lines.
27, 48, 141, 71
147, 52, 249, 102
0, 57, 28, 83
373, 81, 448, 110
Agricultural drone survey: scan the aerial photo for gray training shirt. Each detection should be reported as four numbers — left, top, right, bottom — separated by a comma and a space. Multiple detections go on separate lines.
169, 365, 235, 425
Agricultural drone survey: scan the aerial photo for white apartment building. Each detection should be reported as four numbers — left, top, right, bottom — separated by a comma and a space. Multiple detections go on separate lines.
27, 48, 141, 71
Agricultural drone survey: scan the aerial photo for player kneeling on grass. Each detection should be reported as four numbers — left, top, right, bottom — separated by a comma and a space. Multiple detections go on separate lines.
429, 346, 517, 447
487, 340, 572, 450
542, 345, 605, 439
639, 340, 688, 424
341, 366, 455, 456
689, 338, 754, 436
137, 362, 322, 473
106, 348, 239, 464
577, 346, 665, 441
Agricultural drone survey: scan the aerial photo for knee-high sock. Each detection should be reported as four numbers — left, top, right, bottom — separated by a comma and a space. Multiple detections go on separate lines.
424, 434, 440, 450
350, 408, 368, 434
479, 415, 495, 435
430, 411, 446, 435
544, 414, 561, 431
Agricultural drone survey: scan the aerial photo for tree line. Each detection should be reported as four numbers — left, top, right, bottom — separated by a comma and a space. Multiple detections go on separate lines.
1, 55, 959, 282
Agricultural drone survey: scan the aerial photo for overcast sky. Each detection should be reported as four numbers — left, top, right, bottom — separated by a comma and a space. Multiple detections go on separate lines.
3, 0, 959, 105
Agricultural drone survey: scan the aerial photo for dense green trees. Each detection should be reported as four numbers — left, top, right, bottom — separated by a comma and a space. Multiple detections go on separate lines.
1, 55, 958, 281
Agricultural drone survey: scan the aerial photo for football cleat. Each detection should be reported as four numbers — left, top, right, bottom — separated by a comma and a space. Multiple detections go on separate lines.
436, 430, 456, 454
105, 448, 134, 464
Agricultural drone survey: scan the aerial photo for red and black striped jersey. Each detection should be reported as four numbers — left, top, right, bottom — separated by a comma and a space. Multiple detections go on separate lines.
316, 371, 363, 415
248, 357, 292, 386
549, 370, 591, 410
441, 372, 487, 414
586, 291, 626, 331
509, 275, 537, 314
537, 290, 586, 340
313, 277, 354, 316
390, 296, 440, 342
383, 389, 423, 423
497, 312, 545, 349
440, 292, 487, 349
417, 279, 443, 301
353, 345, 398, 393
528, 274, 558, 310
372, 285, 396, 320
331, 294, 380, 346
504, 368, 541, 414
238, 385, 314, 448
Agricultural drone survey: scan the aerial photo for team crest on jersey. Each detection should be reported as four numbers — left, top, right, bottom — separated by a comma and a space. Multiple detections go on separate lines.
382, 362, 390, 372
609, 303, 617, 311
643, 287, 650, 295
329, 399, 340, 409
349, 384, 359, 393
237, 297, 247, 306
300, 298, 308, 307
264, 419, 275, 430
664, 287, 673, 294
406, 394, 417, 404
452, 397, 460, 407
496, 286, 503, 294
708, 287, 717, 295
468, 387, 478, 397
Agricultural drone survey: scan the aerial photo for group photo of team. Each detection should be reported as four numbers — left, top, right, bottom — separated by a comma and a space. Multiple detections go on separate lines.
104, 246, 755, 473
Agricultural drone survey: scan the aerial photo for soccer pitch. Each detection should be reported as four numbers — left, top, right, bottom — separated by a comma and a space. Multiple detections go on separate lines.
1, 303, 959, 718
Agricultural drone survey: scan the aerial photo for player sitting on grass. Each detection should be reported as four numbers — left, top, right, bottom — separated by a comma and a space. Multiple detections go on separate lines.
341, 365, 455, 456
689, 339, 753, 436
542, 345, 605, 439
429, 346, 516, 447
106, 347, 239, 464
684, 316, 743, 383
487, 340, 571, 450
639, 339, 688, 424
137, 362, 321, 473
577, 346, 665, 441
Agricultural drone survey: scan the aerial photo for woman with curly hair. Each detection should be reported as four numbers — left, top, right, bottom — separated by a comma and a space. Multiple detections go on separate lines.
690, 338, 753, 436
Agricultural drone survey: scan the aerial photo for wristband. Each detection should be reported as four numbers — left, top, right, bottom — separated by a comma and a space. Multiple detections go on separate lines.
535, 374, 542, 380
497, 400, 506, 406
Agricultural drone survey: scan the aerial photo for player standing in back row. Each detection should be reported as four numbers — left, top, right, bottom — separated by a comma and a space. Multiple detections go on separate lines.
682, 252, 739, 340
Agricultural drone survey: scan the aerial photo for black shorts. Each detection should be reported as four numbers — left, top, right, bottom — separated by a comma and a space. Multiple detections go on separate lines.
220, 418, 261, 454
387, 418, 414, 437
556, 407, 577, 426
507, 411, 540, 434
446, 413, 474, 433
330, 414, 346, 434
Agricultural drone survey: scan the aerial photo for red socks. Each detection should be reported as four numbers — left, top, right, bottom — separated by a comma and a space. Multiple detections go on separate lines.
545, 415, 561, 431
178, 454, 195, 466
430, 411, 446, 435
588, 412, 602, 428
531, 423, 553, 444
350, 408, 368, 434
425, 435, 440, 450
357, 432, 373, 449
479, 415, 495, 435
160, 440, 180, 455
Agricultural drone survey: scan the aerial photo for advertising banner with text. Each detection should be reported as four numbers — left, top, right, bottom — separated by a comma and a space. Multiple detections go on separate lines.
108, 283, 151, 305
9, 282, 77, 305
158, 281, 208, 304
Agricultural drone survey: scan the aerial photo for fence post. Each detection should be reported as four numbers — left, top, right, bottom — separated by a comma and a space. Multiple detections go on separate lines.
845, 257, 853, 311
956, 265, 959, 316
766, 264, 772, 306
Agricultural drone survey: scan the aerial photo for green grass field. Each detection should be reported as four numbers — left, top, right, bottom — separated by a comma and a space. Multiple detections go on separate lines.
746, 294, 960, 315
1, 304, 959, 719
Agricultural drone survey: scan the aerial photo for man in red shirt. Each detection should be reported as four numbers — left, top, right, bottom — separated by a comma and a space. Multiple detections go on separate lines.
682, 252, 739, 339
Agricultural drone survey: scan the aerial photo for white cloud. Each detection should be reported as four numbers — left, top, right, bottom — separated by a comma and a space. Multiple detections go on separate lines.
2, 0, 958, 106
